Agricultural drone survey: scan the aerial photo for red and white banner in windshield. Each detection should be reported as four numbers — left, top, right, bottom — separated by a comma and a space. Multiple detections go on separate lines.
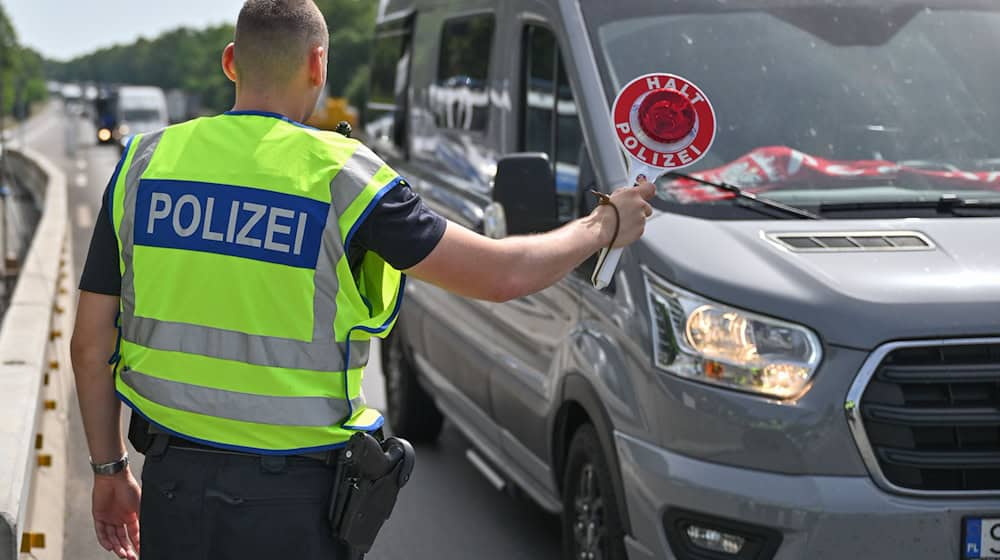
667, 146, 1000, 201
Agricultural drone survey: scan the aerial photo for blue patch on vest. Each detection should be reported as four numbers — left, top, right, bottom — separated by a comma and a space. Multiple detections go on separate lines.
134, 179, 329, 269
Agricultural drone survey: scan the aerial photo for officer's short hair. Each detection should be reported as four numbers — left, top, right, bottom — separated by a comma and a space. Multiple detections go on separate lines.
234, 0, 328, 87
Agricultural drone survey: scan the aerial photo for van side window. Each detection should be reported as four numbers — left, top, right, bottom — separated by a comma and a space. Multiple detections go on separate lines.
365, 21, 412, 155
433, 14, 495, 132
523, 26, 557, 155
520, 25, 584, 222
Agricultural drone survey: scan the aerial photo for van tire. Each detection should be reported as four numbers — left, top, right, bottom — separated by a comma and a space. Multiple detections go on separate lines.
382, 330, 443, 442
561, 424, 628, 560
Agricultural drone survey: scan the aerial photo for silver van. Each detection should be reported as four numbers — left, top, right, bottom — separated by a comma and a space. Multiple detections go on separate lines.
363, 1, 1000, 558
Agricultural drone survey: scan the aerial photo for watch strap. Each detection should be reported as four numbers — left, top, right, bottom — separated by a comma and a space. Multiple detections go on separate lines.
90, 453, 129, 476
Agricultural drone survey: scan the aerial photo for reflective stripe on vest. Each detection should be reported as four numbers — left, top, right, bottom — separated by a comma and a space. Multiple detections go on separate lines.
122, 315, 370, 371
119, 368, 365, 427
110, 114, 404, 452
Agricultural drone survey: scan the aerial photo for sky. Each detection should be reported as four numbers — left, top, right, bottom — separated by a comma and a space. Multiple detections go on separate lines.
5, 0, 246, 61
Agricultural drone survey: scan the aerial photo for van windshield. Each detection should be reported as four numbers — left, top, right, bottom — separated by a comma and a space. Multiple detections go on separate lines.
584, 1, 1000, 215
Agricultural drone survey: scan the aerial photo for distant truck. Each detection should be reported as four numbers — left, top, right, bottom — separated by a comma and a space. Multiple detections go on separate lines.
116, 85, 168, 152
165, 89, 187, 124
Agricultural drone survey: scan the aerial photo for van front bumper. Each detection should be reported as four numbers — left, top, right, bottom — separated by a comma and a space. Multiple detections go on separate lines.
615, 431, 1000, 560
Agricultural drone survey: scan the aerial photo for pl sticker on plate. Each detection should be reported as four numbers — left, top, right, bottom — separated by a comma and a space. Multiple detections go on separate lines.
966, 518, 1000, 560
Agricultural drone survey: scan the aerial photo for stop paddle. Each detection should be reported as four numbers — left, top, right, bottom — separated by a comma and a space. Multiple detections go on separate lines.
592, 73, 717, 289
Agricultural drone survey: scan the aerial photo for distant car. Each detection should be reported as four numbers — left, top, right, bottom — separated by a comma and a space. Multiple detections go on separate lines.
116, 85, 169, 151
61, 83, 84, 115
60, 83, 82, 100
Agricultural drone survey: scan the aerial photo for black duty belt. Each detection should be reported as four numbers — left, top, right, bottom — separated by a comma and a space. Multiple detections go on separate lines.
129, 410, 341, 464
162, 435, 339, 464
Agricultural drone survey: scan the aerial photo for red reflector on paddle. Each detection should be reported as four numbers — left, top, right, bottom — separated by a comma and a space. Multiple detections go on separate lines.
638, 88, 696, 144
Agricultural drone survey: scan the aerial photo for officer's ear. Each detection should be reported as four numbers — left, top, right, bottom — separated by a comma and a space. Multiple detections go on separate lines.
307, 45, 326, 88
222, 43, 238, 84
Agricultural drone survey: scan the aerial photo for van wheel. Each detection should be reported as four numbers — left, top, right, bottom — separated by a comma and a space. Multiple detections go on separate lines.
382, 330, 443, 442
562, 424, 627, 560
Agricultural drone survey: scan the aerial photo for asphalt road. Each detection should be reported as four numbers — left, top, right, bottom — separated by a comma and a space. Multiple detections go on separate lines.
22, 102, 562, 560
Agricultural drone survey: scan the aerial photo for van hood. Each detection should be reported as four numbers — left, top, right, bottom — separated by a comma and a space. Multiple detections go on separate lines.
637, 214, 1000, 350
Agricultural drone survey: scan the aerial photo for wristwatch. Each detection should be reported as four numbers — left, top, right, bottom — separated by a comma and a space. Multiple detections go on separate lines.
90, 453, 129, 476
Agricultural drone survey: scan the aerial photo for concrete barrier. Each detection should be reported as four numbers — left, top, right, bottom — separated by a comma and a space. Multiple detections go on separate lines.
0, 147, 67, 559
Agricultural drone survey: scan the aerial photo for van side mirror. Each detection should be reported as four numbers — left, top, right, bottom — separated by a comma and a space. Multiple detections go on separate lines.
492, 153, 558, 236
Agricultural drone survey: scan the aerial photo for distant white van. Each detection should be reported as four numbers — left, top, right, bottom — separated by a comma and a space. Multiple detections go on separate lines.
117, 86, 168, 147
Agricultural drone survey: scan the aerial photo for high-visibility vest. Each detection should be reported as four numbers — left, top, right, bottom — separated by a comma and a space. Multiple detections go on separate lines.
109, 111, 404, 454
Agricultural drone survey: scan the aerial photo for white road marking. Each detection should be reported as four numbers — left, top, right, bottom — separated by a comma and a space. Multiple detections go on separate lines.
76, 159, 87, 171
23, 109, 59, 144
75, 173, 88, 189
76, 204, 93, 228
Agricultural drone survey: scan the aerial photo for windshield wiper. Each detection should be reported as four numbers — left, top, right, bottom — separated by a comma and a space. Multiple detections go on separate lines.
820, 194, 1000, 216
664, 171, 821, 220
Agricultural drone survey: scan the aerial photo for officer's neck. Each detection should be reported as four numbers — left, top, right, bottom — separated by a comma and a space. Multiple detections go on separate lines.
231, 90, 310, 124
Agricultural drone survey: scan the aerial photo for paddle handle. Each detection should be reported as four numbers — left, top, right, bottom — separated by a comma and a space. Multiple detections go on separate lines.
590, 166, 654, 289
591, 247, 622, 290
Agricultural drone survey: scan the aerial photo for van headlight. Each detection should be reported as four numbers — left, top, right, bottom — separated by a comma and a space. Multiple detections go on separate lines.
645, 271, 822, 399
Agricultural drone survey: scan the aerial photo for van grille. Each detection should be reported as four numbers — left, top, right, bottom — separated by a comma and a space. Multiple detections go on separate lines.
858, 342, 1000, 492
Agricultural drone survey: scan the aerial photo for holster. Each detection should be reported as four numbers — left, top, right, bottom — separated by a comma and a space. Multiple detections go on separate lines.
328, 432, 416, 557
127, 411, 155, 454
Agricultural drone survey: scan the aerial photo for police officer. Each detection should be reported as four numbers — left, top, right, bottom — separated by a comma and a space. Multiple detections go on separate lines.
70, 1, 654, 559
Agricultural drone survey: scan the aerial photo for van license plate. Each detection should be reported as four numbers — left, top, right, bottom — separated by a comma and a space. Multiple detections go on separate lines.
965, 518, 1000, 559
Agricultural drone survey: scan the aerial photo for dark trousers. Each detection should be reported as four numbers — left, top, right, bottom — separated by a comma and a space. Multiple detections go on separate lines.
140, 445, 348, 560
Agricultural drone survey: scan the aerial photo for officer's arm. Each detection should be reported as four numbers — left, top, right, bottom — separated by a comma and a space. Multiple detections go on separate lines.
406, 181, 655, 302
71, 291, 127, 465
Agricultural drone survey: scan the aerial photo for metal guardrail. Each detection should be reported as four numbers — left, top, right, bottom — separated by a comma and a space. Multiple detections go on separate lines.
0, 147, 68, 559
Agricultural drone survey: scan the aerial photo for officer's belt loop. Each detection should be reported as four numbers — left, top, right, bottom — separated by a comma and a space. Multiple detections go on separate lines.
148, 433, 170, 460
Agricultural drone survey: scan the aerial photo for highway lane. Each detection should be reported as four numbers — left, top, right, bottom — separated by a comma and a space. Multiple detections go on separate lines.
24, 103, 561, 560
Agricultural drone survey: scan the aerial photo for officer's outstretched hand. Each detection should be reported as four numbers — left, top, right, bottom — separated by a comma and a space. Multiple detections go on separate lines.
92, 470, 141, 560
596, 176, 656, 249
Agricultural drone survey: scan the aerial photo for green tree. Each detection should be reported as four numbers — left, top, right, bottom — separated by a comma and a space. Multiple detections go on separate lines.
46, 25, 236, 113
45, 1, 378, 114
316, 0, 378, 99
0, 2, 47, 119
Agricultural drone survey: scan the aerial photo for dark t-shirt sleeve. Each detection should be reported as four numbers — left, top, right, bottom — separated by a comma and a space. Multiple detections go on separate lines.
349, 180, 447, 270
79, 185, 123, 296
